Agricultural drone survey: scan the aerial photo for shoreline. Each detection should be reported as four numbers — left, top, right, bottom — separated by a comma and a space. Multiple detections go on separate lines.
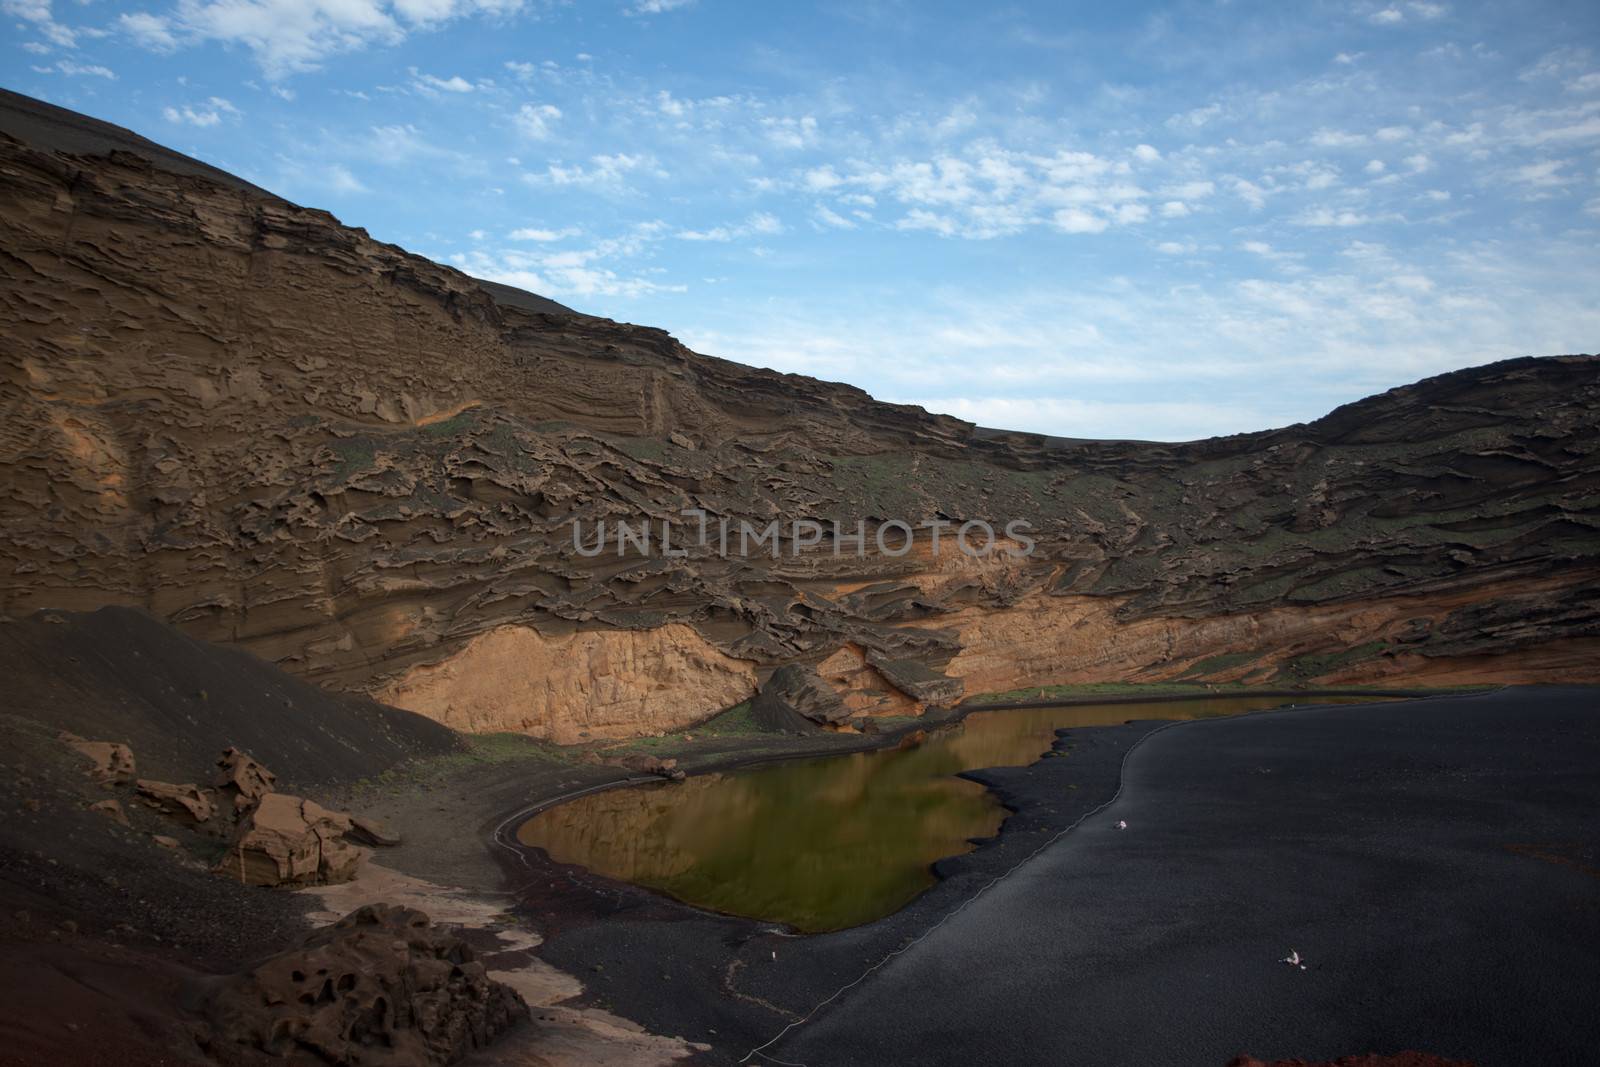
412, 688, 1484, 1062
478, 686, 1477, 935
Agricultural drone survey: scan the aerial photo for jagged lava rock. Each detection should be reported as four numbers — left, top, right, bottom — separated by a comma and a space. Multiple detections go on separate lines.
201, 903, 528, 1066
213, 746, 276, 814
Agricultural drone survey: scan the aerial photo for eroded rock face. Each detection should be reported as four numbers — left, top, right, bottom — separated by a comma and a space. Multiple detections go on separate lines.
202, 903, 528, 1067
215, 793, 367, 887
1, 94, 1598, 741
373, 623, 758, 743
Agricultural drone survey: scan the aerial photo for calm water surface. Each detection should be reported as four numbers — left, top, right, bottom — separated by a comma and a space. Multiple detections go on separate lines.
516, 695, 1390, 931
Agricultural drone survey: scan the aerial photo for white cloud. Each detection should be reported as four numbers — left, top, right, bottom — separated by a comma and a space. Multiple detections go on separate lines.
117, 11, 176, 50
677, 212, 784, 242
1509, 159, 1573, 188
1167, 103, 1222, 129
761, 115, 818, 150
1132, 143, 1161, 162
411, 69, 475, 93
509, 226, 580, 241
4, 0, 77, 47
451, 222, 687, 299
513, 103, 562, 139
1233, 178, 1268, 210
1311, 129, 1367, 148
1052, 207, 1109, 234
626, 0, 693, 14
117, 0, 527, 78
1293, 207, 1384, 227
163, 96, 239, 125
526, 152, 659, 190
52, 60, 116, 78
813, 205, 856, 230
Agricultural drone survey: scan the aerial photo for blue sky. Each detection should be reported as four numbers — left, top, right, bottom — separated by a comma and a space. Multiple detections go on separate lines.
5, 1, 1598, 440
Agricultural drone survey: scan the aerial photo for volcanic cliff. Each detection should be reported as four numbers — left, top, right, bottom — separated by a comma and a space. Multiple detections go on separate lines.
3, 89, 1598, 742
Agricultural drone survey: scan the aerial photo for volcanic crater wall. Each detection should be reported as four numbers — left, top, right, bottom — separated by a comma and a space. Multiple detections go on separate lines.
3, 98, 1599, 740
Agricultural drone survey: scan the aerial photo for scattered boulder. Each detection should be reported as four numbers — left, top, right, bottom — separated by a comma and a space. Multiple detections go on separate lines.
751, 664, 848, 732
213, 746, 277, 813
347, 814, 402, 848
151, 834, 179, 849
59, 732, 136, 785
214, 793, 366, 887
87, 798, 130, 827
135, 779, 217, 826
201, 903, 528, 1067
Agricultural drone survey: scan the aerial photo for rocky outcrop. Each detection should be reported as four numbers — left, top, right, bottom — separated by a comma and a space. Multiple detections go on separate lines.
1, 92, 1598, 743
59, 733, 135, 785
752, 665, 851, 731
215, 792, 367, 887
201, 903, 528, 1066
134, 779, 217, 827
213, 746, 276, 813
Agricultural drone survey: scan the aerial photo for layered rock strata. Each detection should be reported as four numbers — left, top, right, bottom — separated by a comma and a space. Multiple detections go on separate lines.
2, 92, 1598, 740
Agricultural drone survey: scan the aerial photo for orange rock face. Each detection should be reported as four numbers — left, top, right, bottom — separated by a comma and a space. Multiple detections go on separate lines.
372, 623, 759, 743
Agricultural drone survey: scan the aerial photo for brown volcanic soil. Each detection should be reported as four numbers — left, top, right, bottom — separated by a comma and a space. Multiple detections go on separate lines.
1, 89, 1598, 748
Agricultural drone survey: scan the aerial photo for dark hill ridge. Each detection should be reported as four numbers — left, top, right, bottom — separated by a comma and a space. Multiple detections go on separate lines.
0, 606, 458, 787
0, 87, 578, 318
1, 89, 1597, 741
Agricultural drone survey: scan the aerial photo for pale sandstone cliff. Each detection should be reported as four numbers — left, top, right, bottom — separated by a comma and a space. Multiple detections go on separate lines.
2, 91, 1598, 740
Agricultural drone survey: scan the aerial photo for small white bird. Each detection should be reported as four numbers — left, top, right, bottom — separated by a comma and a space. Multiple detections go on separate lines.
1115, 820, 1128, 830
1282, 950, 1306, 970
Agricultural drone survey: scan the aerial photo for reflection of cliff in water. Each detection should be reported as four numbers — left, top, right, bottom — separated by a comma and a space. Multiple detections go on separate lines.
519, 745, 1001, 932
517, 695, 1391, 931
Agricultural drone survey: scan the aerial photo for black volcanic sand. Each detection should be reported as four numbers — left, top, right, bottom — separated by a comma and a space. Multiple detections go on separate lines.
0, 607, 460, 787
775, 687, 1600, 1066
507, 688, 1600, 1066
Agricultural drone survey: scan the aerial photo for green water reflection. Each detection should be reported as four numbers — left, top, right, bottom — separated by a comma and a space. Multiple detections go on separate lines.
516, 695, 1387, 931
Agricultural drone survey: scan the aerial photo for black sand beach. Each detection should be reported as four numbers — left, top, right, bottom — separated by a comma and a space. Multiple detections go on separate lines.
503, 687, 1599, 1065
774, 686, 1600, 1066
